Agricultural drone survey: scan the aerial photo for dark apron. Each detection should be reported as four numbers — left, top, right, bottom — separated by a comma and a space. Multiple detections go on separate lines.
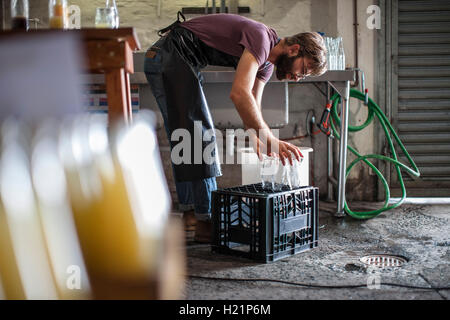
153, 13, 239, 182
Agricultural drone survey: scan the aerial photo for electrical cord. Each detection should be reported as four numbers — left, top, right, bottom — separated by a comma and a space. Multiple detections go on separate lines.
281, 129, 321, 142
281, 109, 321, 142
188, 274, 450, 291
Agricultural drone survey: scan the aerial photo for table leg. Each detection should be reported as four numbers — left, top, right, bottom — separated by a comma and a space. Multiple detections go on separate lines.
105, 68, 131, 125
326, 82, 334, 202
336, 80, 350, 216
124, 72, 133, 123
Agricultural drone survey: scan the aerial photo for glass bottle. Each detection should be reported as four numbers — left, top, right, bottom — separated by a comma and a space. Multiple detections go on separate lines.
324, 37, 331, 70
49, 0, 67, 29
291, 153, 303, 188
280, 164, 292, 190
95, 8, 115, 29
331, 38, 338, 70
260, 154, 278, 191
31, 120, 92, 299
338, 37, 345, 70
10, 0, 29, 31
105, 0, 119, 28
0, 118, 58, 299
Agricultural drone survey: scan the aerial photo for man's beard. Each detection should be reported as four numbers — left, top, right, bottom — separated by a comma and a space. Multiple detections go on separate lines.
275, 54, 297, 80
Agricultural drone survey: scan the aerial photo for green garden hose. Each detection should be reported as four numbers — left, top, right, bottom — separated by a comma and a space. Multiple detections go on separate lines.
329, 88, 420, 219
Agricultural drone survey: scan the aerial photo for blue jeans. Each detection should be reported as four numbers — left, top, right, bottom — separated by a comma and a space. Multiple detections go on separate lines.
144, 49, 216, 221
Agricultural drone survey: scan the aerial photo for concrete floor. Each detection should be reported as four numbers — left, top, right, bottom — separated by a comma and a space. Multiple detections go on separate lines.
179, 201, 450, 300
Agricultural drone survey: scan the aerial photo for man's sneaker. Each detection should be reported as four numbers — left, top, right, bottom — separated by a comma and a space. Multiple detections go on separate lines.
194, 220, 212, 243
182, 210, 197, 231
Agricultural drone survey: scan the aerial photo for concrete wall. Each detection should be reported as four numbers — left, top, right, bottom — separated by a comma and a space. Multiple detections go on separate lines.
4, 0, 380, 203
336, 0, 379, 201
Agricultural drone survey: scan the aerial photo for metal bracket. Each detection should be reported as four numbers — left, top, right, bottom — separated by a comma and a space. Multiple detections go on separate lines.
328, 81, 348, 99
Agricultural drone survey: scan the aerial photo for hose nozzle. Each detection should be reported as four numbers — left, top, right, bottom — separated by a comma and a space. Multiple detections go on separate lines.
319, 100, 333, 136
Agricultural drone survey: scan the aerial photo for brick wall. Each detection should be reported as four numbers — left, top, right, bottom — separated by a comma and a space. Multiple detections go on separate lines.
15, 0, 313, 51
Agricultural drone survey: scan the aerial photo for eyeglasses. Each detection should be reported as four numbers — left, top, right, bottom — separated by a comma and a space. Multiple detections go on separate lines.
288, 60, 309, 81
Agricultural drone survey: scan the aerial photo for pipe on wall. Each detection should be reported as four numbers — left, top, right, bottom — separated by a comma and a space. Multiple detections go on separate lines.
352, 0, 360, 88
229, 0, 238, 14
157, 0, 161, 17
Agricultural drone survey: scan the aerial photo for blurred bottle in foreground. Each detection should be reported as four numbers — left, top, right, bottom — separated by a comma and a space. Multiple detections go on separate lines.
10, 0, 29, 31
0, 118, 57, 299
60, 112, 175, 299
31, 120, 92, 299
0, 112, 183, 300
49, 0, 67, 29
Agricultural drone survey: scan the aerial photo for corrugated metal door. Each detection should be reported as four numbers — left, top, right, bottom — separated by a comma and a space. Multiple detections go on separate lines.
391, 0, 450, 196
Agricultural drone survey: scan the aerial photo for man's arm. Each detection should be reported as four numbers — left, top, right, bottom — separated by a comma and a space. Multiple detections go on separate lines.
252, 78, 265, 110
230, 48, 269, 132
230, 49, 302, 164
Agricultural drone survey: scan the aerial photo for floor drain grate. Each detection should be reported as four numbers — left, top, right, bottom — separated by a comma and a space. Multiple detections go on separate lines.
360, 254, 406, 268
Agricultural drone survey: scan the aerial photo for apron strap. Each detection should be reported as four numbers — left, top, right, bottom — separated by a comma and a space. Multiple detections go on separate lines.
157, 11, 186, 37
177, 11, 186, 22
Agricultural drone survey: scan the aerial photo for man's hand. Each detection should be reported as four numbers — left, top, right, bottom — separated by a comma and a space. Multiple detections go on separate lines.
249, 129, 303, 165
277, 139, 303, 165
230, 49, 302, 165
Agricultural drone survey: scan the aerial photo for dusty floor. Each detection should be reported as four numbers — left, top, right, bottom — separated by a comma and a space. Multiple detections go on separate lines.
178, 201, 450, 300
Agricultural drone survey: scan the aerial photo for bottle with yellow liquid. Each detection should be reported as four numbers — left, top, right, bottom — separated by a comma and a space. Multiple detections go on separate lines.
31, 120, 92, 300
49, 0, 67, 29
0, 199, 25, 300
60, 114, 170, 299
0, 119, 58, 300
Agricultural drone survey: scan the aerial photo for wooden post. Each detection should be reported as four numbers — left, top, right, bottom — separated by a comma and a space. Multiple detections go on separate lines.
124, 72, 133, 123
105, 68, 130, 125
83, 36, 137, 126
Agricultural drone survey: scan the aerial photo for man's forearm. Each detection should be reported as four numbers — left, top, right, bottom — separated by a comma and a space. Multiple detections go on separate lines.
231, 90, 270, 133
252, 89, 263, 110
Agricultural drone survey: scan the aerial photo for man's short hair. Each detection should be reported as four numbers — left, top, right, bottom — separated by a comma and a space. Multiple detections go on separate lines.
284, 32, 328, 76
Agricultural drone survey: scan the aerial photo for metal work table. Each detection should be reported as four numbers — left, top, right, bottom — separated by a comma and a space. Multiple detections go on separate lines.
293, 69, 356, 216
196, 68, 356, 216
85, 54, 356, 216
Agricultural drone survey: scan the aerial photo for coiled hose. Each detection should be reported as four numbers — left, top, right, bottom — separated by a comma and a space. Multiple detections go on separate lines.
329, 88, 420, 219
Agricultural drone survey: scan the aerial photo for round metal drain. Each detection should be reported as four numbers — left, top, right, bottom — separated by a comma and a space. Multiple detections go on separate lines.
360, 254, 406, 268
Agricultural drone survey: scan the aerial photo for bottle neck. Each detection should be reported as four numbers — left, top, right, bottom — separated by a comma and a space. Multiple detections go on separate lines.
106, 0, 117, 8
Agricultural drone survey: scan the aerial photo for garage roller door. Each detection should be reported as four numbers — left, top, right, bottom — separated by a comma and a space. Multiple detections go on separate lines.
391, 0, 450, 196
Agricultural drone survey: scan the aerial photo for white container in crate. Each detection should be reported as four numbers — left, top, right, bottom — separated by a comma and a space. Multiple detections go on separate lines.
239, 147, 313, 187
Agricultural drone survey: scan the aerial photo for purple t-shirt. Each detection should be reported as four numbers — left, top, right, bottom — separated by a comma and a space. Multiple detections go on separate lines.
181, 14, 278, 83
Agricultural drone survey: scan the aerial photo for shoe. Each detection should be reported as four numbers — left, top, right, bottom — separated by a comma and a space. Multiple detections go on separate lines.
182, 210, 197, 232
194, 220, 212, 243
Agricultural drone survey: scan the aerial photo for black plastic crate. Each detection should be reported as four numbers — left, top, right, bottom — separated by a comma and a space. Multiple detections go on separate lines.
212, 183, 319, 263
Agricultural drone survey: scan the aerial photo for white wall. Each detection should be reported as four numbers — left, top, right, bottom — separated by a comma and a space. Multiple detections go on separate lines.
337, 0, 378, 181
